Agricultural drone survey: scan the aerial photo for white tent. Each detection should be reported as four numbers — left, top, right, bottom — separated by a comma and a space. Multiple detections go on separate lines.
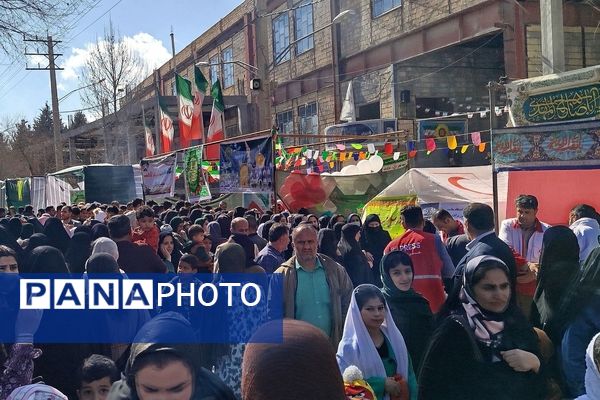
372, 165, 495, 205
363, 166, 503, 238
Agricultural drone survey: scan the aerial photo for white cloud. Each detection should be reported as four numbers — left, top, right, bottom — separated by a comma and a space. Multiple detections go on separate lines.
60, 32, 171, 84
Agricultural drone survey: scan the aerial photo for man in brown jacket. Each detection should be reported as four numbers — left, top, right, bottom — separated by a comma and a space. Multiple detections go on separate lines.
275, 222, 353, 346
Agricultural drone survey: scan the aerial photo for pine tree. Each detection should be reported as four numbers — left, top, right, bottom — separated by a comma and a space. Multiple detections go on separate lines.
69, 111, 88, 130
33, 102, 53, 136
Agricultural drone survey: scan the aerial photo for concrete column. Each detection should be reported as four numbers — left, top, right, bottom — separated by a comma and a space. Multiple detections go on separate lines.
540, 0, 565, 75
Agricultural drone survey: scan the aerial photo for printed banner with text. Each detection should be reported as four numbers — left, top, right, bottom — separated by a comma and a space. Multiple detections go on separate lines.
141, 153, 177, 201
220, 136, 273, 193
184, 147, 211, 202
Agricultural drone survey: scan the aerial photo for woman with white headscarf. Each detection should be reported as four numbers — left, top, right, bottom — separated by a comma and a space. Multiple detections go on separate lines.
337, 284, 416, 400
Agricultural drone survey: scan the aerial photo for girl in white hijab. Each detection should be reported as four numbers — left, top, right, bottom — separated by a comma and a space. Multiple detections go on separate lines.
337, 284, 417, 400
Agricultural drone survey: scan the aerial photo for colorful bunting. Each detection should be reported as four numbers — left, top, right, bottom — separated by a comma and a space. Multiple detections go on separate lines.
351, 143, 363, 150
461, 145, 469, 154
426, 138, 436, 153
478, 142, 486, 152
336, 144, 346, 151
384, 142, 394, 155
447, 135, 457, 150
407, 141, 417, 158
471, 132, 481, 146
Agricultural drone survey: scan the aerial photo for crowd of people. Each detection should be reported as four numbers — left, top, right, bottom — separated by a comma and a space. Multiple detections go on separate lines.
0, 194, 599, 400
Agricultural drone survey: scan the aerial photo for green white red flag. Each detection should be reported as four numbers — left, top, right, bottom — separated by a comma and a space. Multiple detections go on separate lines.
205, 79, 224, 160
142, 105, 155, 157
191, 66, 208, 142
176, 74, 194, 148
159, 95, 174, 153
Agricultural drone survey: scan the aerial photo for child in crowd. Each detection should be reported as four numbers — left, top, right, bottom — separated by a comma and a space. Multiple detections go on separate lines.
183, 224, 205, 255
76, 354, 120, 400
131, 206, 159, 252
160, 254, 203, 328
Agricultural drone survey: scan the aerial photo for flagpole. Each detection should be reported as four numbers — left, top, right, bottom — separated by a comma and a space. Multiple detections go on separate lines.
154, 70, 162, 154
271, 128, 277, 212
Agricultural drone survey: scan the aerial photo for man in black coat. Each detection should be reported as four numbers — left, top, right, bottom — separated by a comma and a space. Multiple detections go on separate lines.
453, 203, 517, 292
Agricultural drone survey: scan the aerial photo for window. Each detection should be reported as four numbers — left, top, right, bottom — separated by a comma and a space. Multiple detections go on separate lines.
298, 102, 318, 144
295, 1, 314, 55
272, 13, 290, 65
372, 0, 401, 18
209, 55, 220, 84
277, 110, 294, 134
222, 47, 234, 88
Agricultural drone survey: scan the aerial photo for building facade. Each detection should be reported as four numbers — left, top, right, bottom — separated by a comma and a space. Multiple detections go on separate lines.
66, 0, 600, 164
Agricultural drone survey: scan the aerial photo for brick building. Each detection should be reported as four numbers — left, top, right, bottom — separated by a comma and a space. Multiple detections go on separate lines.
65, 0, 600, 164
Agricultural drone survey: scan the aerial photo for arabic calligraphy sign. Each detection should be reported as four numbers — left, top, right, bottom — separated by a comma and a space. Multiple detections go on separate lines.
492, 121, 600, 167
522, 84, 600, 124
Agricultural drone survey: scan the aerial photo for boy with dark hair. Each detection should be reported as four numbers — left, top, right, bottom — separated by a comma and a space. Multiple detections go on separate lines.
183, 224, 205, 255
77, 354, 120, 400
131, 206, 159, 252
105, 205, 120, 220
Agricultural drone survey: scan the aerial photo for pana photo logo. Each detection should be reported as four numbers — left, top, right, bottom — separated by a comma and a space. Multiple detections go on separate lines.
20, 278, 262, 310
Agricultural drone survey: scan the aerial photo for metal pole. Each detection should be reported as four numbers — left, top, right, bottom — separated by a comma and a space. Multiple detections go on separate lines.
48, 36, 63, 170
488, 81, 499, 232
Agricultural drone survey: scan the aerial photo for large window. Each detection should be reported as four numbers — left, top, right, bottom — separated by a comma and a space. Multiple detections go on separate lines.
277, 110, 294, 145
209, 55, 220, 84
295, 1, 314, 55
298, 102, 318, 144
222, 47, 234, 88
272, 13, 290, 65
372, 0, 401, 18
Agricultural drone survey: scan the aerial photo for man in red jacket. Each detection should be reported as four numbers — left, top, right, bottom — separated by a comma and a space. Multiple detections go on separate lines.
384, 206, 455, 312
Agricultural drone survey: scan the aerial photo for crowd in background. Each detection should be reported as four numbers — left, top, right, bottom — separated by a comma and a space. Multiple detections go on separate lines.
0, 195, 599, 400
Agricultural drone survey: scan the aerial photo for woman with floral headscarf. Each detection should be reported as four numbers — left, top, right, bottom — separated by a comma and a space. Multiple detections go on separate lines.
419, 255, 545, 400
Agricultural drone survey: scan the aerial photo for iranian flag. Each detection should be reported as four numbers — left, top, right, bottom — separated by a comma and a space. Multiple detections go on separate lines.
191, 66, 208, 142
205, 79, 224, 160
142, 105, 155, 157
159, 95, 174, 153
176, 74, 194, 148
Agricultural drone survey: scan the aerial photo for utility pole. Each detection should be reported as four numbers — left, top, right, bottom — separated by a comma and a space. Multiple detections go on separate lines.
540, 0, 565, 75
25, 35, 64, 170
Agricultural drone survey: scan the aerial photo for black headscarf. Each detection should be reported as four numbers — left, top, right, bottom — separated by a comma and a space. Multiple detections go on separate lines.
158, 231, 182, 268
230, 234, 257, 268
163, 210, 178, 225
260, 221, 275, 242
317, 228, 338, 261
318, 215, 331, 230
86, 252, 119, 273
27, 217, 44, 233
20, 223, 34, 240
23, 233, 49, 263
0, 225, 23, 260
65, 232, 92, 275
24, 245, 70, 274
328, 214, 344, 229
74, 225, 93, 236
42, 217, 71, 254
360, 214, 392, 261
347, 213, 361, 225
189, 209, 203, 224
217, 215, 232, 238
333, 222, 345, 242
91, 223, 110, 240
530, 226, 580, 343
338, 223, 373, 286
8, 217, 22, 240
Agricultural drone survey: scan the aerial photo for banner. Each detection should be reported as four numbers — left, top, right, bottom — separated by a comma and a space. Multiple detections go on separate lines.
361, 195, 418, 239
506, 65, 600, 126
6, 178, 31, 208
492, 120, 600, 168
141, 153, 177, 201
242, 193, 271, 213
220, 136, 273, 193
184, 147, 211, 202
84, 166, 137, 204
417, 120, 467, 140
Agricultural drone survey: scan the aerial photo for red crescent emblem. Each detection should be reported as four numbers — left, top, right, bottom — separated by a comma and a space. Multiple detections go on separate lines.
447, 176, 492, 196
193, 93, 201, 105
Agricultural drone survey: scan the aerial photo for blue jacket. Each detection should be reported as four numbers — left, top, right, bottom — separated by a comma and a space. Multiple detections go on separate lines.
561, 294, 600, 397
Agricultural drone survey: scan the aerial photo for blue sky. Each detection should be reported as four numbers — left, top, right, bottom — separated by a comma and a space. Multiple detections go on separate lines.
0, 0, 243, 126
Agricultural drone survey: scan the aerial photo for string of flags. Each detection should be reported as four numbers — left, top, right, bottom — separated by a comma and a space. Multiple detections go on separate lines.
275, 128, 491, 173
415, 105, 510, 120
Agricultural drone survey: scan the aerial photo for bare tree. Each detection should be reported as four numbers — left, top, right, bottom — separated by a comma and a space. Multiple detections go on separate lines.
0, 0, 93, 56
80, 20, 146, 118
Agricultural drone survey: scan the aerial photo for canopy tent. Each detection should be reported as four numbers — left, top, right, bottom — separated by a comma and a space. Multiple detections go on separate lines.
363, 165, 499, 238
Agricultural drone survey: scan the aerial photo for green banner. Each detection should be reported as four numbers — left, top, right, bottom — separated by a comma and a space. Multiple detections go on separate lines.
184, 147, 211, 202
6, 179, 31, 208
